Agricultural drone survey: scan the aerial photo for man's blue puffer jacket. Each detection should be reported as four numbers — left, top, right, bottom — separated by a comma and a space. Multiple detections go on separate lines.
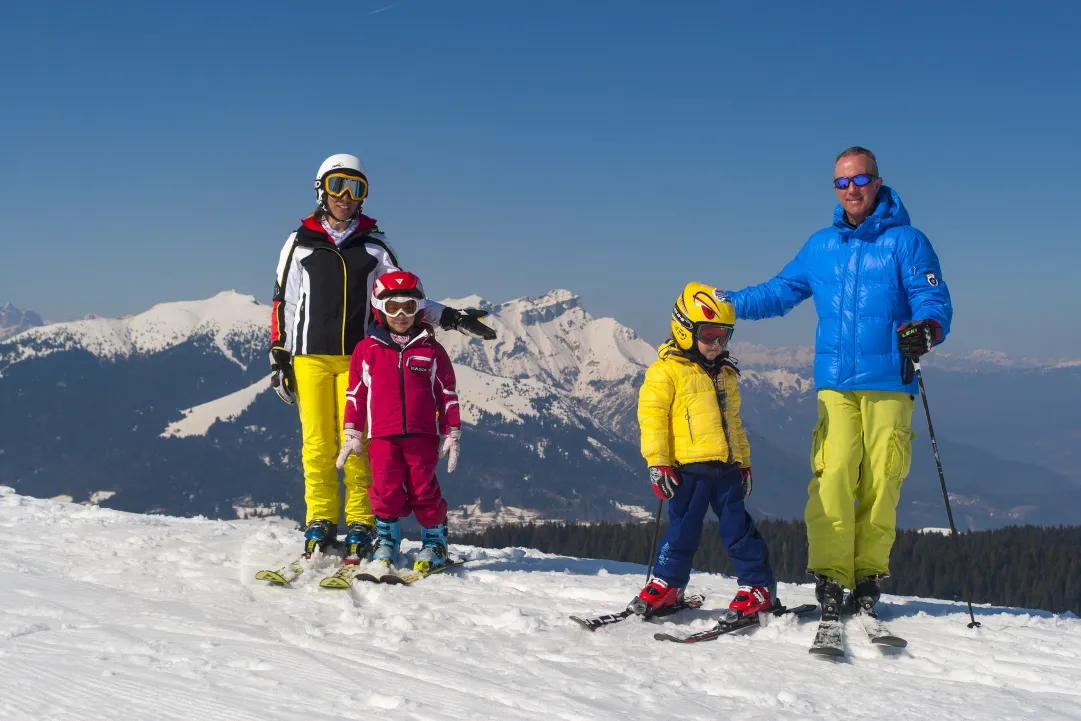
729, 186, 953, 394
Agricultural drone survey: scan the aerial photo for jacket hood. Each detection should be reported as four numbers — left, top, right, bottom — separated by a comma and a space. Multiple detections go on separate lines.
832, 186, 911, 239
658, 339, 688, 362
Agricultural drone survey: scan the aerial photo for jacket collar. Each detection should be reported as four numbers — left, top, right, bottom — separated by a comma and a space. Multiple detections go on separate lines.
658, 340, 731, 373
367, 323, 432, 350
831, 185, 911, 241
297, 214, 378, 245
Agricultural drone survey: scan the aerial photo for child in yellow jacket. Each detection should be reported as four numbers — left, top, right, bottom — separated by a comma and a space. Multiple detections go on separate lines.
631, 282, 776, 618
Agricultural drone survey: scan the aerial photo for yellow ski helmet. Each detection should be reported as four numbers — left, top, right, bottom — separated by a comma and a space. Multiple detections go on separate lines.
670, 282, 736, 351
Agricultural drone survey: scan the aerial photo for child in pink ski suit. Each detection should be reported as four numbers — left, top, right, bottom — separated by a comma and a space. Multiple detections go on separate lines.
336, 270, 461, 572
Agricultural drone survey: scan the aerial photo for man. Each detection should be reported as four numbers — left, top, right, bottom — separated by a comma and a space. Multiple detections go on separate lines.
727, 147, 952, 622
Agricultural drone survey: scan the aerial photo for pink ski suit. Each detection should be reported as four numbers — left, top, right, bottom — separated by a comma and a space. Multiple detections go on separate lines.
343, 324, 459, 526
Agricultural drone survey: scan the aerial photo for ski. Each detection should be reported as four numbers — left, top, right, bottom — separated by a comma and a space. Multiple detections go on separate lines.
379, 558, 467, 585
318, 562, 371, 589
329, 557, 468, 587
808, 618, 845, 657
654, 603, 817, 643
855, 610, 907, 648
318, 542, 379, 589
255, 554, 308, 585
570, 594, 706, 632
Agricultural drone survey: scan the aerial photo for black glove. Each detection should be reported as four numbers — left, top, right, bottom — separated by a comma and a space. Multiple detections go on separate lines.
897, 320, 939, 359
440, 307, 497, 341
269, 348, 295, 405
649, 466, 680, 500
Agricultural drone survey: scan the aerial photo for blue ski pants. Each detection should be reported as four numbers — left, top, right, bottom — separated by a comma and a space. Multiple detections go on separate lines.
653, 462, 774, 589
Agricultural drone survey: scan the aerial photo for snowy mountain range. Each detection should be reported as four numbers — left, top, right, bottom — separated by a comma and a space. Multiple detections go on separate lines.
5, 488, 1080, 721
1, 290, 1079, 530
0, 303, 44, 341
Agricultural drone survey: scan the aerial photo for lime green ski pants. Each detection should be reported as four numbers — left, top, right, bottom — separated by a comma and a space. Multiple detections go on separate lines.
805, 389, 916, 589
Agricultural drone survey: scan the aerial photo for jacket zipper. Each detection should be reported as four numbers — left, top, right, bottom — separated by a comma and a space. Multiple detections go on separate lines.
398, 345, 407, 434
685, 408, 695, 443
394, 332, 428, 435
334, 247, 348, 355
709, 369, 735, 464
716, 375, 732, 459
851, 241, 864, 377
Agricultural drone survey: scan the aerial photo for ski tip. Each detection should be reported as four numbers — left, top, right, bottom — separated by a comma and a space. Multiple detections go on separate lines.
871, 636, 908, 648
569, 616, 599, 632
254, 571, 288, 584
354, 573, 382, 585
808, 646, 845, 658
653, 633, 679, 642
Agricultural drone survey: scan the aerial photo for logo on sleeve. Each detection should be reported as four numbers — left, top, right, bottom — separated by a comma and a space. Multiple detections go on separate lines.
925, 272, 939, 286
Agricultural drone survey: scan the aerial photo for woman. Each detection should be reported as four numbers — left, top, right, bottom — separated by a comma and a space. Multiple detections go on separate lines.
269, 153, 495, 557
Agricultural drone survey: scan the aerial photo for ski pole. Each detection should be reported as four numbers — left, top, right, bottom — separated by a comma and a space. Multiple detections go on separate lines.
912, 359, 982, 629
643, 497, 664, 586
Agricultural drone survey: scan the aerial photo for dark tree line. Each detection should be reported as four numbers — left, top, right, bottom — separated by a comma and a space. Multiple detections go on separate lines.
455, 520, 1081, 615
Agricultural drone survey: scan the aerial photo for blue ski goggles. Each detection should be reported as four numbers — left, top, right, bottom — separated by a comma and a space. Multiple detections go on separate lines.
833, 173, 877, 190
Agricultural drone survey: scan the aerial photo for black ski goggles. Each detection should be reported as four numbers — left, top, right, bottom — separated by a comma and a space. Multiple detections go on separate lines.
323, 172, 368, 201
833, 173, 877, 190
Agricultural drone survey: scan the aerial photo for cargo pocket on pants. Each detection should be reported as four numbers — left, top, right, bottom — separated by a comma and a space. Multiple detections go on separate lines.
885, 426, 917, 485
809, 417, 827, 476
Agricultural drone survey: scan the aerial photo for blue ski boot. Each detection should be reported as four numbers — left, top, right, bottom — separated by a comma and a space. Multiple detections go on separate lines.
342, 521, 376, 564
303, 519, 337, 557
414, 521, 448, 574
372, 517, 401, 568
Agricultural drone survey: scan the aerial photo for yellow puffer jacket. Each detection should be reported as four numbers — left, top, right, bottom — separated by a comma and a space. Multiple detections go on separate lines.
638, 341, 751, 469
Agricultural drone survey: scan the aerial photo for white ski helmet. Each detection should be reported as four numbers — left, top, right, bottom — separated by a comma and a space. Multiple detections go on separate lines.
314, 153, 368, 208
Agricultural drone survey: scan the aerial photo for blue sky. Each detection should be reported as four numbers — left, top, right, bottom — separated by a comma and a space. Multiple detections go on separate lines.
1, 1, 1078, 356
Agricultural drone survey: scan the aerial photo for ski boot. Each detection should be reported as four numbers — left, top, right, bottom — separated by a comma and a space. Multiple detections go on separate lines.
371, 517, 401, 568
413, 521, 449, 574
845, 575, 883, 616
628, 578, 683, 617
342, 521, 376, 565
303, 519, 337, 558
729, 584, 772, 616
814, 573, 844, 622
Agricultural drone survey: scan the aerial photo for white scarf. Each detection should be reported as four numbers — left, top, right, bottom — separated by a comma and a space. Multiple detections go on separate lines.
321, 216, 361, 246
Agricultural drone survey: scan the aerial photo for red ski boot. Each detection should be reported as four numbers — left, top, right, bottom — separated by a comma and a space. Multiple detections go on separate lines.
629, 578, 683, 616
728, 585, 772, 618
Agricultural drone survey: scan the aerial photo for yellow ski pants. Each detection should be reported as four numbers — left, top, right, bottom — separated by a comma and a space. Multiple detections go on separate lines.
293, 354, 373, 527
805, 389, 916, 589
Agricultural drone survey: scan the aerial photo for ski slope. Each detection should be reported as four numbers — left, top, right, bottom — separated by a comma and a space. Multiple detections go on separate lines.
2, 488, 1080, 721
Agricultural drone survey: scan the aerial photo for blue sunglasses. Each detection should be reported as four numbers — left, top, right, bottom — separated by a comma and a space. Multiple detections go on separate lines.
834, 173, 878, 190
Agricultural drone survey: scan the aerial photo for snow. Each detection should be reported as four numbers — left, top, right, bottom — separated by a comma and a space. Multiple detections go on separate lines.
3, 487, 1080, 721
437, 289, 655, 398
613, 502, 655, 522
453, 364, 585, 428
1, 291, 266, 372
89, 490, 116, 505
446, 500, 549, 532
162, 375, 273, 438
742, 368, 814, 397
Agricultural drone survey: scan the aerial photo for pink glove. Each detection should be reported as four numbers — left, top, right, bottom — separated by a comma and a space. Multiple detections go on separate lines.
440, 428, 461, 473
335, 429, 366, 469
